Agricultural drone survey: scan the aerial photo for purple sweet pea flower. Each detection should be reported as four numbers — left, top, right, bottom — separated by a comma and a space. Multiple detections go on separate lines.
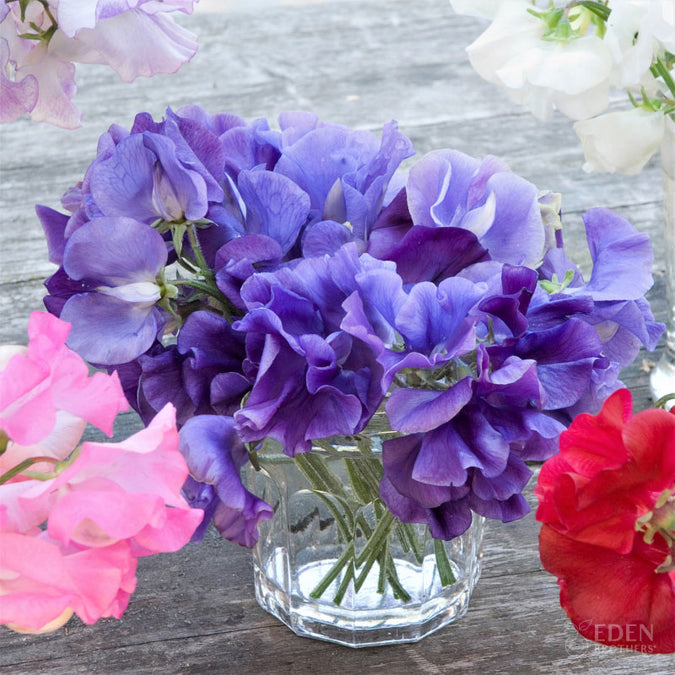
533, 208, 664, 366
405, 150, 547, 267
276, 119, 414, 251
211, 169, 312, 306
179, 415, 273, 547
110, 311, 250, 426
47, 216, 169, 364
378, 225, 489, 285
342, 272, 488, 391
380, 346, 562, 538
233, 244, 398, 455
85, 109, 225, 228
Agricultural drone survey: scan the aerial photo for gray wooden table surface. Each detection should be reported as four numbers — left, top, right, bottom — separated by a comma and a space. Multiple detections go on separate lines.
0, 1, 673, 673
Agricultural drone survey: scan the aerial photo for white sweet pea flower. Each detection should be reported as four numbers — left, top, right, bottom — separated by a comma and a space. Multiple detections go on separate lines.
573, 107, 666, 174
465, 0, 614, 120
603, 0, 675, 89
646, 0, 675, 54
603, 0, 652, 88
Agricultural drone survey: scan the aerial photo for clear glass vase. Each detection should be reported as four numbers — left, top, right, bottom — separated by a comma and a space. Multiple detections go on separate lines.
246, 413, 485, 648
650, 114, 675, 406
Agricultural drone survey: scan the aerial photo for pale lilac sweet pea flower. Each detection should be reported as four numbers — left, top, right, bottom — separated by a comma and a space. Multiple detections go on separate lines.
0, 39, 38, 123
0, 1, 198, 128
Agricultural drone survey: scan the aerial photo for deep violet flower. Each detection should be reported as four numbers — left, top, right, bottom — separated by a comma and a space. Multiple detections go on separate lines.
233, 244, 397, 456
116, 311, 250, 427
368, 149, 554, 271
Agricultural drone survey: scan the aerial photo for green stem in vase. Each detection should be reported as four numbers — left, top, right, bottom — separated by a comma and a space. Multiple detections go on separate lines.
434, 538, 457, 586
332, 558, 356, 606
377, 538, 389, 595
309, 541, 355, 600
287, 440, 447, 606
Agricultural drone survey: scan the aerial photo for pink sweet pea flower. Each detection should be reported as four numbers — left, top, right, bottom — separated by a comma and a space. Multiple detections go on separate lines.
0, 534, 137, 632
0, 312, 203, 633
45, 404, 204, 556
0, 405, 203, 632
0, 311, 128, 448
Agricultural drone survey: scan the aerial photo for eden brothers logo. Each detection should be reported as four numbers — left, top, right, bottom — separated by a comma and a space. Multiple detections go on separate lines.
562, 619, 656, 655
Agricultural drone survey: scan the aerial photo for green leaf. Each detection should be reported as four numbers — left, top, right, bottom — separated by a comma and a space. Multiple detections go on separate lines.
578, 1, 611, 22
171, 222, 187, 257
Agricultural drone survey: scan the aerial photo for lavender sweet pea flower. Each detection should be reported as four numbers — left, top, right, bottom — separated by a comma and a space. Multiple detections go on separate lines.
36, 105, 232, 273
406, 150, 547, 267
276, 119, 414, 251
179, 415, 273, 547
48, 217, 169, 364
342, 272, 488, 391
0, 2, 198, 128
534, 208, 664, 366
212, 170, 312, 307
86, 109, 225, 227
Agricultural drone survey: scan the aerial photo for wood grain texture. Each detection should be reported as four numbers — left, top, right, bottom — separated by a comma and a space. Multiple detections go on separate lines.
0, 1, 672, 673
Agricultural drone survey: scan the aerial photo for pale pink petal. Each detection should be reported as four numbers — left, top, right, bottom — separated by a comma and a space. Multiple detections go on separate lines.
0, 412, 86, 476
0, 533, 82, 631
58, 540, 138, 624
0, 532, 138, 630
47, 485, 166, 547
43, 405, 202, 553
61, 404, 188, 503
131, 506, 203, 555
0, 480, 54, 533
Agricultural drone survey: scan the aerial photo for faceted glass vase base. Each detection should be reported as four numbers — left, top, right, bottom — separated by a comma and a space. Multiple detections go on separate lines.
253, 547, 480, 648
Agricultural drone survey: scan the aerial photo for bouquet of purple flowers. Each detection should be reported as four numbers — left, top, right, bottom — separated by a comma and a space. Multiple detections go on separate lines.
37, 106, 663, 599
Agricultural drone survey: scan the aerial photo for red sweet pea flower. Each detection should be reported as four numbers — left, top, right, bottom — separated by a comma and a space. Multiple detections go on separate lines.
535, 388, 675, 654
